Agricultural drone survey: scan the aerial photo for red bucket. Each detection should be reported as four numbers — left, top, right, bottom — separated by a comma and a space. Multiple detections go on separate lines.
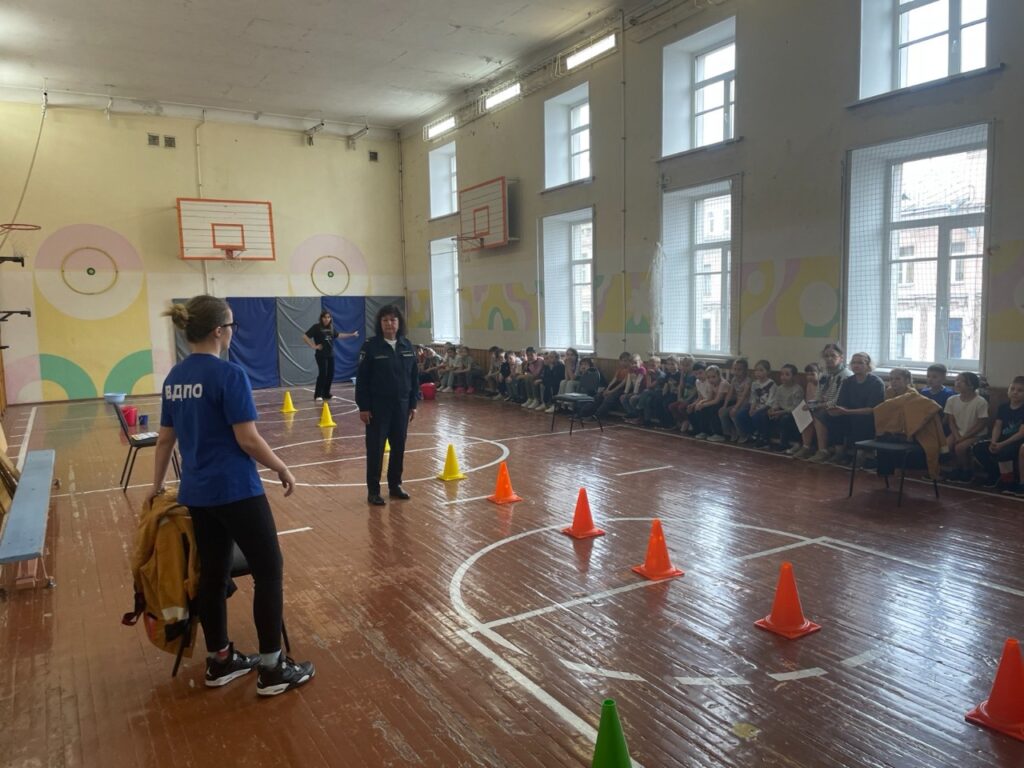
121, 405, 138, 426
420, 382, 436, 401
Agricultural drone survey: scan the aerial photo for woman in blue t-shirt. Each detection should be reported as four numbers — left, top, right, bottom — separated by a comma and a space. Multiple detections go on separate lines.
303, 311, 359, 401
150, 295, 314, 697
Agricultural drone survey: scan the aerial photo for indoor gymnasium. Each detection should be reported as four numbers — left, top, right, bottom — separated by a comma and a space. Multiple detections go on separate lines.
1, 1, 1023, 766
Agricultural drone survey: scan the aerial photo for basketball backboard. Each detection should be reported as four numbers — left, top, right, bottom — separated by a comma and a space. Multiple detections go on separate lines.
176, 198, 276, 260
458, 177, 515, 252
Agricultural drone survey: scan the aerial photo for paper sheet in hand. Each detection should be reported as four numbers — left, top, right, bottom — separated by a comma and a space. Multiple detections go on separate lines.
792, 401, 813, 433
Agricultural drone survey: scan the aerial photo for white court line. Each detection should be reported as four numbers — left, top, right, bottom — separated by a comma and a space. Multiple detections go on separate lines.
444, 494, 495, 506
559, 659, 646, 682
474, 580, 660, 632
675, 676, 751, 687
768, 668, 827, 682
614, 465, 673, 477
15, 406, 37, 471
841, 648, 885, 668
278, 527, 313, 536
818, 538, 1024, 599
736, 537, 827, 562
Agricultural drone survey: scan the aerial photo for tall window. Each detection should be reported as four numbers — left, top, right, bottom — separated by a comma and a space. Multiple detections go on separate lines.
860, 0, 987, 98
541, 208, 593, 351
693, 42, 735, 148
847, 124, 988, 370
569, 100, 591, 181
544, 83, 591, 188
429, 238, 460, 343
428, 142, 458, 218
662, 17, 736, 156
660, 179, 736, 354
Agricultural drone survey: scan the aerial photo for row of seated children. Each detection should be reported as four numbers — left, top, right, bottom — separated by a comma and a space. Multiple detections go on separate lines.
417, 343, 481, 392
419, 340, 1023, 494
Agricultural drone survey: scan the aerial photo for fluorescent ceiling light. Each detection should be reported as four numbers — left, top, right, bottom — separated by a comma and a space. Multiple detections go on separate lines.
566, 33, 617, 70
426, 115, 456, 139
484, 82, 521, 110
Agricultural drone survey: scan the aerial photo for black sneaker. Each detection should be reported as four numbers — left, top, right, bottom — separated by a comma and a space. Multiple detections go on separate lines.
257, 656, 315, 697
205, 643, 259, 687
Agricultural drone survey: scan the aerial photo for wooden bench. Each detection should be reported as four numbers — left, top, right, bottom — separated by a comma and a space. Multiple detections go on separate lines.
0, 449, 57, 589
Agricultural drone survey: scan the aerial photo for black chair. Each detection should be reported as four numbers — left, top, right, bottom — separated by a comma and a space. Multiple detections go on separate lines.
173, 540, 291, 677
550, 393, 603, 436
848, 438, 939, 507
112, 403, 179, 492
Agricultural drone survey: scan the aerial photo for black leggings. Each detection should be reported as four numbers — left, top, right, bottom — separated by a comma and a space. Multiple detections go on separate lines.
972, 440, 1020, 481
190, 494, 283, 654
314, 351, 335, 399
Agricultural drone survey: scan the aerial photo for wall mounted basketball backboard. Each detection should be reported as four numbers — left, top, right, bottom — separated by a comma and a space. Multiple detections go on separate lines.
457, 177, 518, 252
176, 198, 276, 260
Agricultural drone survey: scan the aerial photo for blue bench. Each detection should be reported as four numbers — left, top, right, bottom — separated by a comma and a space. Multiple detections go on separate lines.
0, 449, 57, 588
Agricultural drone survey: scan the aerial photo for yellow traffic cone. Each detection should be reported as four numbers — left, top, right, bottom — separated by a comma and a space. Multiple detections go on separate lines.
280, 391, 297, 414
437, 443, 467, 481
384, 438, 391, 453
318, 402, 336, 428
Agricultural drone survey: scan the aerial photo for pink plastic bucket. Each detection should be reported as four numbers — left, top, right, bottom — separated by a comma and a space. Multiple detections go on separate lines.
121, 406, 138, 426
420, 382, 436, 400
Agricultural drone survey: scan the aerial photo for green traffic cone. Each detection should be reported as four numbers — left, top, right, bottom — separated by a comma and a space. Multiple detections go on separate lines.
592, 699, 632, 767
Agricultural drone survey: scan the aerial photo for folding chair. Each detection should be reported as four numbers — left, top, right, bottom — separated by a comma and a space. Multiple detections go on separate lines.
172, 540, 292, 677
848, 438, 939, 508
112, 403, 179, 492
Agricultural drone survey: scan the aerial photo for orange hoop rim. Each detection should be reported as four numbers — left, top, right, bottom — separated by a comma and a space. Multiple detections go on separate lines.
218, 247, 245, 260
0, 223, 41, 232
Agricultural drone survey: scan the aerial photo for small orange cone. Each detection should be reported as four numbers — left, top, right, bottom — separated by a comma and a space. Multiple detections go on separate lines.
966, 637, 1024, 741
754, 561, 821, 639
487, 462, 522, 504
562, 488, 605, 539
280, 391, 297, 414
317, 402, 336, 428
631, 519, 683, 580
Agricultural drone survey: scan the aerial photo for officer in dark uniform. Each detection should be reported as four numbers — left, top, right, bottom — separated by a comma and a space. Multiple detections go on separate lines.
355, 304, 419, 506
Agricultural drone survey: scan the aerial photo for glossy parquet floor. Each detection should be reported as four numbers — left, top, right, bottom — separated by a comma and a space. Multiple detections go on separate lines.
2, 385, 1023, 768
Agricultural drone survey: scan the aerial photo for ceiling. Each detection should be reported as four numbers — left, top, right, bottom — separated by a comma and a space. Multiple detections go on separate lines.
0, 0, 649, 129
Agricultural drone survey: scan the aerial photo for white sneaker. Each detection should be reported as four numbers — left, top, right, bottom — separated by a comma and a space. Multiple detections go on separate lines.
707, 434, 727, 443
545, 406, 555, 413
785, 443, 802, 455
314, 397, 323, 402
533, 402, 547, 410
522, 399, 534, 408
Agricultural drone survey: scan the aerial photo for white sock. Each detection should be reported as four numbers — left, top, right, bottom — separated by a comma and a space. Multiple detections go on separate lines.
260, 650, 281, 669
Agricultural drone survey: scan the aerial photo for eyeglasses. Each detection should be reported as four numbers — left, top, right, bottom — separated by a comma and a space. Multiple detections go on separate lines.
220, 321, 239, 330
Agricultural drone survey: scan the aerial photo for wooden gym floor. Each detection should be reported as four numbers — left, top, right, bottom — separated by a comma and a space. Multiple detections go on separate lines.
1, 386, 1023, 767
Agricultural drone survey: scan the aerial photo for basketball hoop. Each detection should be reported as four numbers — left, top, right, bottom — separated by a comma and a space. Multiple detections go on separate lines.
218, 247, 245, 260
451, 234, 484, 249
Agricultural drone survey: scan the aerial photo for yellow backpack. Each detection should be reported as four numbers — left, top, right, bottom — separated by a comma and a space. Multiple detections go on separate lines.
121, 490, 200, 657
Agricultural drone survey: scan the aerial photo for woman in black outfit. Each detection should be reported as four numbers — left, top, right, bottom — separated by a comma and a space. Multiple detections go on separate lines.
303, 311, 359, 400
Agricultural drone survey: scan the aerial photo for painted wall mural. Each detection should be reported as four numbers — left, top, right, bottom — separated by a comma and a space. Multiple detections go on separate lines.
625, 272, 651, 335
986, 240, 1024, 343
5, 223, 155, 401
289, 234, 370, 296
407, 288, 431, 330
740, 256, 840, 340
594, 272, 623, 335
465, 283, 534, 332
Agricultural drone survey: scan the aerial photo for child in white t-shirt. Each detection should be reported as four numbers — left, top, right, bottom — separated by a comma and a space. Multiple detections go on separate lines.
943, 371, 989, 483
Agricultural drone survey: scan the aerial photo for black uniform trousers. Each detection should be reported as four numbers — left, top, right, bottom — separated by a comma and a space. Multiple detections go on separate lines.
314, 350, 335, 399
365, 400, 410, 494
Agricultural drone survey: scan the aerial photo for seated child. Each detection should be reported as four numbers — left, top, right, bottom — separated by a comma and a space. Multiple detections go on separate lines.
972, 375, 1024, 493
943, 371, 988, 483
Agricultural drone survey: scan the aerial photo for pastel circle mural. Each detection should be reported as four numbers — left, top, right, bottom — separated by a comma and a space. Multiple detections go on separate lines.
799, 281, 839, 328
290, 234, 368, 296
36, 224, 144, 319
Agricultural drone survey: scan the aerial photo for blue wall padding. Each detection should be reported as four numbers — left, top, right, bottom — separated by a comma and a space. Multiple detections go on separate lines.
226, 297, 280, 389
321, 296, 365, 381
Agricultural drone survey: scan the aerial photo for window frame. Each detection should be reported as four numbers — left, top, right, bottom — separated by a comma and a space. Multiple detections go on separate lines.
428, 237, 461, 344
539, 207, 595, 353
659, 176, 739, 356
428, 142, 459, 219
544, 83, 591, 189
691, 41, 735, 149
568, 98, 591, 183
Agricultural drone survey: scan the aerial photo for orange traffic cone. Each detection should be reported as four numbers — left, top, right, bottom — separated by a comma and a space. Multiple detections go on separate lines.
754, 561, 821, 639
631, 519, 683, 580
966, 637, 1024, 741
487, 462, 522, 504
562, 488, 605, 539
